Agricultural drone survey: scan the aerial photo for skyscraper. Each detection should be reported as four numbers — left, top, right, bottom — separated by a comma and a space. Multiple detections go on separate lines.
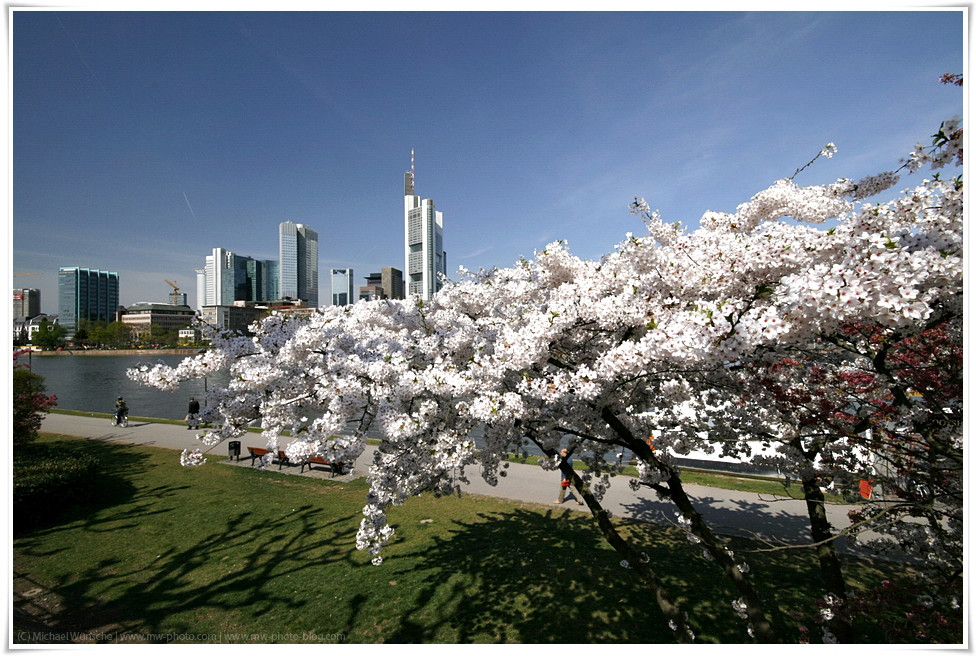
359, 272, 384, 302
196, 248, 277, 310
279, 221, 319, 307
331, 268, 354, 306
58, 267, 119, 336
404, 151, 446, 300
195, 267, 206, 311
246, 258, 278, 304
382, 267, 404, 300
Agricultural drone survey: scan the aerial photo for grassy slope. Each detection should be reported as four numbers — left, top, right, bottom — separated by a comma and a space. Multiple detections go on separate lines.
14, 434, 900, 644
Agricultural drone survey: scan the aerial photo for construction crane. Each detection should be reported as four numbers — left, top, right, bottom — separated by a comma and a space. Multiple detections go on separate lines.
14, 273, 43, 277
165, 279, 181, 305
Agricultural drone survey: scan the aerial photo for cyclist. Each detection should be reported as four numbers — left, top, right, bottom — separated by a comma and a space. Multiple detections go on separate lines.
114, 396, 129, 426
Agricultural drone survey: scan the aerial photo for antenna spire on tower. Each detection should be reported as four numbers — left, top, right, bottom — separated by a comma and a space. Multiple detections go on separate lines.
404, 149, 416, 196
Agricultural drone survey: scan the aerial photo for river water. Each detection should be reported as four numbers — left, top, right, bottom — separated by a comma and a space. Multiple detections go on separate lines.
22, 354, 226, 421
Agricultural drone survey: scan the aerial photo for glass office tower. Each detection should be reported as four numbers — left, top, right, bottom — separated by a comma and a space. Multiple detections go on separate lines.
279, 221, 319, 307
331, 268, 354, 306
197, 248, 278, 310
58, 267, 120, 336
13, 288, 41, 320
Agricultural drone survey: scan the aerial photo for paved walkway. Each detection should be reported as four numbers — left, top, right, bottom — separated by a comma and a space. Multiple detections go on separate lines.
41, 412, 874, 553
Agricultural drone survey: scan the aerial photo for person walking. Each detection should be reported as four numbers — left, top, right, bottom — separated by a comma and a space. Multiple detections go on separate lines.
186, 396, 201, 430
554, 448, 584, 505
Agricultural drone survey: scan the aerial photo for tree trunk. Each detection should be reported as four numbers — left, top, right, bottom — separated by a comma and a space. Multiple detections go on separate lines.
598, 407, 778, 642
553, 457, 696, 642
800, 477, 854, 643
665, 471, 778, 642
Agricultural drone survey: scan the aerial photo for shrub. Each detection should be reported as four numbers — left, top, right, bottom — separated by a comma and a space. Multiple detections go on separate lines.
14, 445, 100, 531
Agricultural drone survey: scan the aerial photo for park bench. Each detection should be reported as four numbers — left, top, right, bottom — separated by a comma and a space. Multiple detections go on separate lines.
301, 456, 345, 477
246, 446, 291, 469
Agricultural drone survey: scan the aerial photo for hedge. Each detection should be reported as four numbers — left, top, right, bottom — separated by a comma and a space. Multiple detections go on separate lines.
14, 449, 100, 531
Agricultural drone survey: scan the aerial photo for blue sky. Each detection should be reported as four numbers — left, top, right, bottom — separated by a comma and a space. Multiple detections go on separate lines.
10, 9, 965, 314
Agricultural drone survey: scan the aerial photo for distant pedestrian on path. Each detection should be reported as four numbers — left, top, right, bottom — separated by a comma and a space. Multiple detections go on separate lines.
554, 448, 583, 505
114, 397, 128, 425
186, 396, 200, 430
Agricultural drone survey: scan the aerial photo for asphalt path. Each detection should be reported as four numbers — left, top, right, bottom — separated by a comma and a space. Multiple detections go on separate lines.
41, 412, 874, 554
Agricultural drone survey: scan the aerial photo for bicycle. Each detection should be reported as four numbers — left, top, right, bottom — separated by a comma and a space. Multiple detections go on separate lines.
111, 411, 129, 428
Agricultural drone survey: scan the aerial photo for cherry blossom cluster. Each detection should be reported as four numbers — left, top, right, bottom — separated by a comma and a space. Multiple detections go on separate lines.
903, 116, 963, 171
180, 448, 207, 467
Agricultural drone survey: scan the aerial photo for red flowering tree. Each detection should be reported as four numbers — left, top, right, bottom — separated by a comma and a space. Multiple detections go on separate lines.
12, 364, 57, 449
722, 313, 962, 643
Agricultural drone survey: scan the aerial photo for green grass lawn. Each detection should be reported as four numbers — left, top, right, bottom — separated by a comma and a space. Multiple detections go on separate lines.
13, 434, 911, 644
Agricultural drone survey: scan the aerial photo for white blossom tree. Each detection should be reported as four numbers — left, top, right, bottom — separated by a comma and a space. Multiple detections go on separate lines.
132, 102, 961, 643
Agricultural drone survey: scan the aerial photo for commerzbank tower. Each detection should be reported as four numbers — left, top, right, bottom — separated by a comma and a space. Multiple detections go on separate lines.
403, 150, 446, 301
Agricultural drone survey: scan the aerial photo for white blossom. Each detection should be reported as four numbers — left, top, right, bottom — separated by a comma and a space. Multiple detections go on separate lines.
180, 449, 207, 467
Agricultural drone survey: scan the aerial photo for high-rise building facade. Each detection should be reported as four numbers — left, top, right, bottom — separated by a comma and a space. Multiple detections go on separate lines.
246, 258, 279, 304
195, 268, 206, 310
58, 267, 120, 336
196, 248, 277, 311
279, 221, 319, 307
331, 268, 354, 306
404, 153, 446, 300
13, 288, 41, 320
382, 267, 404, 300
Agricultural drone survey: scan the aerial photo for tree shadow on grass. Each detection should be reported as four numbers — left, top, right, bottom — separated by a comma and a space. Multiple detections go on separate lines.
14, 500, 364, 643
377, 505, 764, 643
377, 499, 893, 644
12, 440, 895, 644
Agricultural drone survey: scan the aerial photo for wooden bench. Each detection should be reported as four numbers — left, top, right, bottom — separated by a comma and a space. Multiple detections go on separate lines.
301, 456, 345, 477
246, 446, 291, 469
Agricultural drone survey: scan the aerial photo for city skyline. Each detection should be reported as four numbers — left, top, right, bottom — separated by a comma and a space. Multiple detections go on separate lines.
10, 10, 965, 315
197, 246, 279, 309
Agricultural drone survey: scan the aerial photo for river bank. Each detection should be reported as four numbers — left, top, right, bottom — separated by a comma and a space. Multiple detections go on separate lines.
25, 348, 203, 357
